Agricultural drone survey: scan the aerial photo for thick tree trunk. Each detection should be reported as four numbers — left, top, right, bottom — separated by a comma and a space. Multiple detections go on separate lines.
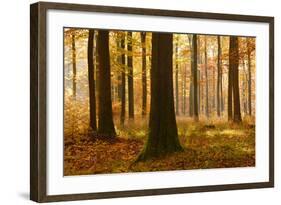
127, 32, 134, 119
175, 41, 179, 115
193, 34, 199, 121
120, 34, 126, 125
137, 33, 182, 161
71, 32, 77, 98
247, 38, 252, 116
217, 36, 221, 117
97, 30, 116, 137
87, 29, 97, 131
231, 36, 242, 122
204, 36, 209, 118
141, 32, 147, 117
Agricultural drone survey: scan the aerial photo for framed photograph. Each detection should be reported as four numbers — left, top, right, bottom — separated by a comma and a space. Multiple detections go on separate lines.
30, 1, 274, 202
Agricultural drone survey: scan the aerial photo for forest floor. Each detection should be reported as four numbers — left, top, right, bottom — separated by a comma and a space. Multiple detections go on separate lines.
64, 118, 255, 176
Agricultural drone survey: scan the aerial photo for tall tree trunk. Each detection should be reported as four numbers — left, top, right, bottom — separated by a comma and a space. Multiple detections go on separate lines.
220, 75, 224, 112
188, 35, 194, 117
197, 70, 200, 115
87, 29, 97, 131
204, 36, 209, 118
127, 32, 134, 119
242, 59, 248, 115
189, 80, 194, 116
228, 37, 234, 121
193, 34, 199, 121
231, 36, 242, 122
175, 41, 179, 115
183, 67, 187, 115
97, 30, 116, 137
217, 36, 221, 117
120, 34, 126, 125
95, 33, 100, 114
247, 38, 252, 116
116, 38, 122, 101
71, 32, 77, 98
212, 56, 216, 111
141, 32, 147, 117
138, 33, 182, 161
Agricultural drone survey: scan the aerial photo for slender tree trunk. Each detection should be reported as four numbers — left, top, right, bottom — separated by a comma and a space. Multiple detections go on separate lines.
220, 75, 224, 112
228, 37, 234, 121
213, 56, 216, 111
197, 70, 200, 115
204, 36, 209, 118
141, 32, 147, 117
127, 32, 134, 119
71, 32, 77, 98
193, 34, 199, 121
247, 38, 252, 116
231, 36, 242, 122
217, 36, 221, 117
120, 34, 126, 125
87, 29, 97, 131
175, 41, 179, 115
137, 33, 182, 161
189, 80, 194, 117
97, 30, 116, 137
95, 33, 100, 113
188, 35, 194, 117
182, 66, 187, 115
116, 37, 122, 101
242, 59, 248, 115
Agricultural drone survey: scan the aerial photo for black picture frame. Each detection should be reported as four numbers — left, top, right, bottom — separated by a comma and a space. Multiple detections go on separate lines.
30, 1, 274, 202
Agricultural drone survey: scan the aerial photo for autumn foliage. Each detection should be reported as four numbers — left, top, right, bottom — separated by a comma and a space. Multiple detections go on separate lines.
64, 28, 256, 176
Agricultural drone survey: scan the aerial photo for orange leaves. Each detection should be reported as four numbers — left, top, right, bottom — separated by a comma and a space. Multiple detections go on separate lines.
64, 120, 255, 176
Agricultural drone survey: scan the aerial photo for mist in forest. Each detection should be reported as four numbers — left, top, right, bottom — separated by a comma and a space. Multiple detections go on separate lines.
64, 28, 256, 176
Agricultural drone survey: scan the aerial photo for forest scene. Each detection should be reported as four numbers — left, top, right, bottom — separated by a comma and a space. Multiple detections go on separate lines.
63, 28, 256, 176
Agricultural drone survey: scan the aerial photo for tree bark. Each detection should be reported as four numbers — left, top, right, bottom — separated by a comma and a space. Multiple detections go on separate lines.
175, 40, 179, 115
87, 29, 97, 131
188, 35, 194, 117
247, 38, 252, 116
231, 36, 242, 122
71, 32, 77, 98
141, 32, 147, 117
137, 33, 182, 161
97, 30, 116, 137
127, 32, 134, 119
193, 34, 199, 121
204, 36, 209, 118
182, 66, 187, 115
120, 33, 126, 125
228, 37, 234, 121
217, 36, 221, 117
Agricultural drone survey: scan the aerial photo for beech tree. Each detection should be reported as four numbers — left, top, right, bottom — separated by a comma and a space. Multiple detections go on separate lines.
97, 30, 116, 137
138, 33, 182, 160
87, 29, 97, 131
204, 36, 209, 118
141, 32, 147, 117
71, 31, 77, 98
127, 32, 134, 119
120, 33, 126, 125
192, 34, 199, 121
